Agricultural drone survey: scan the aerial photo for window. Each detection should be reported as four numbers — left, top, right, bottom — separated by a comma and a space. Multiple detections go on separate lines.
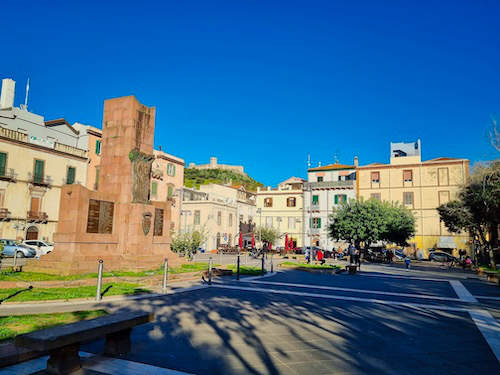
194, 210, 200, 225
312, 195, 319, 205
317, 176, 323, 182
264, 198, 273, 207
167, 185, 173, 199
288, 217, 296, 229
403, 170, 413, 183
334, 194, 347, 204
167, 163, 176, 176
371, 171, 380, 184
403, 192, 414, 206
239, 214, 243, 223
0, 152, 6, 176
370, 193, 381, 201
287, 197, 296, 207
66, 167, 76, 184
229, 213, 233, 227
310, 217, 321, 229
438, 167, 449, 186
266, 216, 273, 228
439, 191, 450, 205
34, 160, 45, 183
151, 181, 158, 196
95, 140, 101, 155
217, 211, 222, 225
30, 197, 40, 213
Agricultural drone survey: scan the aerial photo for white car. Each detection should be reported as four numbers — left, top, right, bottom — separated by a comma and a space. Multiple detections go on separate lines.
22, 240, 54, 256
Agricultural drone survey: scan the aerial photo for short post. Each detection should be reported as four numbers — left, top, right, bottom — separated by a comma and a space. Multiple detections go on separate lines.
13, 249, 17, 269
96, 259, 103, 301
219, 251, 222, 265
208, 257, 213, 285
162, 258, 168, 293
270, 253, 274, 273
261, 252, 265, 275
237, 254, 240, 280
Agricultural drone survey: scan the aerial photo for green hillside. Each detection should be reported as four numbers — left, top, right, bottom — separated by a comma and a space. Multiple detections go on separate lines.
184, 168, 264, 191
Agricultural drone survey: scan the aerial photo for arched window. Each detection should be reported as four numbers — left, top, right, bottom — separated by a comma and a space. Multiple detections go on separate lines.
26, 226, 39, 240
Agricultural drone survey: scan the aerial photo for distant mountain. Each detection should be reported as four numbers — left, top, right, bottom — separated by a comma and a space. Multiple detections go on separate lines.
184, 168, 264, 191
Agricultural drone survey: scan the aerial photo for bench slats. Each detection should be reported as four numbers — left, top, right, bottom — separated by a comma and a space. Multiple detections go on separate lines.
15, 311, 153, 351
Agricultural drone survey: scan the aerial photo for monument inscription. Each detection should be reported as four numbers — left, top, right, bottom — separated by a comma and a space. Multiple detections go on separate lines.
86, 199, 114, 234
153, 208, 164, 236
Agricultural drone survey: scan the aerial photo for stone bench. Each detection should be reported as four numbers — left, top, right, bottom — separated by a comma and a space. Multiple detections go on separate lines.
484, 271, 499, 286
15, 311, 154, 374
0, 257, 27, 272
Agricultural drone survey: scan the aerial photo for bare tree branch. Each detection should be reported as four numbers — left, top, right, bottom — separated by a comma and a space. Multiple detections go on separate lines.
490, 116, 500, 152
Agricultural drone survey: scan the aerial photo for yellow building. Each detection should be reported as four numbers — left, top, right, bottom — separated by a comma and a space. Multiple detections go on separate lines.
255, 177, 305, 248
357, 140, 470, 257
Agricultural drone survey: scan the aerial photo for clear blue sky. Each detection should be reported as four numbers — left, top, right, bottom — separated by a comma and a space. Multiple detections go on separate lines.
2, 0, 499, 186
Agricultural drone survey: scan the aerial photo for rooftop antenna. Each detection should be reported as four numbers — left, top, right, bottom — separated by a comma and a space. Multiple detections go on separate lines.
23, 78, 30, 110
334, 150, 339, 164
307, 154, 311, 169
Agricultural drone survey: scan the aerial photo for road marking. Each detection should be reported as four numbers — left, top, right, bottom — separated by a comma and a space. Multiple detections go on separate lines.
241, 272, 278, 281
360, 273, 452, 282
468, 310, 500, 362
474, 295, 500, 301
238, 279, 465, 302
449, 280, 478, 302
212, 284, 470, 312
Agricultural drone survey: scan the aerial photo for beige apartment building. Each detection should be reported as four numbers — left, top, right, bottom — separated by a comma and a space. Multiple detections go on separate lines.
256, 177, 305, 248
357, 140, 470, 257
73, 123, 102, 190
0, 86, 88, 242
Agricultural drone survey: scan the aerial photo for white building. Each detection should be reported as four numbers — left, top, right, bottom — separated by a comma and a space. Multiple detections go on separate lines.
304, 160, 357, 250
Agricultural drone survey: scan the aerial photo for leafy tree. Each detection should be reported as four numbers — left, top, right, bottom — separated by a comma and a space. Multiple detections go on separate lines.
184, 168, 264, 191
256, 226, 279, 247
438, 160, 500, 269
170, 228, 208, 259
328, 199, 415, 247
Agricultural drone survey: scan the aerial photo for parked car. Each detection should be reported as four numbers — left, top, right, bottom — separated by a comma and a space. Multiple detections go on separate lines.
429, 251, 458, 263
365, 248, 386, 262
23, 240, 54, 256
0, 239, 37, 258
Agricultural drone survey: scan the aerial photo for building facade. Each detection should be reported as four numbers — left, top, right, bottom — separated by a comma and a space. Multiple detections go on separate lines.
0, 79, 88, 241
357, 140, 470, 257
304, 163, 357, 250
72, 123, 102, 190
255, 177, 305, 248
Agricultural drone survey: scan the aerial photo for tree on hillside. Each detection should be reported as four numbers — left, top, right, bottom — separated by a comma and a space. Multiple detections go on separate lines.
438, 160, 500, 269
490, 116, 500, 152
328, 199, 415, 247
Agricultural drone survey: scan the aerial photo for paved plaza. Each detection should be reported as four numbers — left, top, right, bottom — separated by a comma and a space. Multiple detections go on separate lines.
3, 265, 500, 375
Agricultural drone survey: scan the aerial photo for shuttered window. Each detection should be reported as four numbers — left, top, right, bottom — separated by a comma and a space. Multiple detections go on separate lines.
310, 217, 321, 228
371, 171, 380, 183
151, 181, 158, 196
95, 140, 101, 155
312, 195, 319, 205
66, 167, 76, 184
403, 192, 414, 206
0, 153, 6, 176
334, 194, 347, 204
34, 160, 44, 183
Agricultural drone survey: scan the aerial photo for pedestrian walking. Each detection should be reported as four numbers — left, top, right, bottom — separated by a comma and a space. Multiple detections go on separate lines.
317, 249, 325, 265
405, 256, 411, 270
348, 244, 356, 264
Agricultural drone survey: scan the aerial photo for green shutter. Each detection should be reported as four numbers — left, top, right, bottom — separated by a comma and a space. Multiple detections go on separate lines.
312, 195, 318, 204
0, 153, 6, 176
309, 218, 313, 228
343, 194, 347, 203
334, 195, 338, 204
173, 165, 176, 176
168, 185, 173, 199
66, 167, 75, 184
34, 160, 44, 182
152, 182, 157, 195
318, 218, 321, 228
95, 140, 101, 155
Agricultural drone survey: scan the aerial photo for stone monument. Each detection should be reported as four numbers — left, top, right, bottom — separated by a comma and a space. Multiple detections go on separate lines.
27, 96, 181, 274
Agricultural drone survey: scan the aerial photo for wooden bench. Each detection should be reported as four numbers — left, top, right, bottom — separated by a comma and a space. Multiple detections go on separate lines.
0, 257, 27, 272
345, 264, 358, 274
15, 311, 154, 374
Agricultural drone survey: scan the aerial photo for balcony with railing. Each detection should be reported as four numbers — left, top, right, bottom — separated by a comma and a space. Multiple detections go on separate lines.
28, 172, 52, 187
53, 142, 88, 158
0, 208, 11, 221
0, 168, 16, 182
304, 180, 354, 189
27, 211, 48, 223
0, 127, 29, 143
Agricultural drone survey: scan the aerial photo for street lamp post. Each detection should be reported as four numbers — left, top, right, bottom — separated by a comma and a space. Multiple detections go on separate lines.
257, 208, 262, 248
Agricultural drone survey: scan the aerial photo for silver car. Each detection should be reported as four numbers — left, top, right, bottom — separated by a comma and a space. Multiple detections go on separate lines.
0, 239, 37, 258
23, 240, 54, 256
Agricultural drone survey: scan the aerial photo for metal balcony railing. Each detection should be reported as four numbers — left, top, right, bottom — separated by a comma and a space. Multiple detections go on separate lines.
27, 211, 48, 223
28, 173, 52, 187
0, 168, 16, 182
0, 208, 11, 221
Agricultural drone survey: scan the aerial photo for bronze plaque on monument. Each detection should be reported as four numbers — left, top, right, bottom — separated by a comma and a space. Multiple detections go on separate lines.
153, 208, 164, 236
87, 199, 114, 234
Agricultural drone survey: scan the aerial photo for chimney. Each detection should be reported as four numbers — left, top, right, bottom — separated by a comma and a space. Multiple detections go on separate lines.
354, 156, 359, 167
0, 78, 15, 109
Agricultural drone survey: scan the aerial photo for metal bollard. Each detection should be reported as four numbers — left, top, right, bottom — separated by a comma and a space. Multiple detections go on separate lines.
261, 253, 265, 275
271, 254, 274, 273
162, 258, 168, 293
13, 250, 17, 269
208, 257, 213, 285
96, 259, 103, 301
237, 254, 240, 280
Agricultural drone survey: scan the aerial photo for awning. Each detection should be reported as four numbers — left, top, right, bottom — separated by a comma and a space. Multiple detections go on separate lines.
436, 236, 456, 249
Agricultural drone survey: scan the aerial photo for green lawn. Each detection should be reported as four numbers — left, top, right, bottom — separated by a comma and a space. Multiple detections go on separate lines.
479, 266, 500, 274
0, 262, 213, 282
0, 310, 108, 342
0, 283, 151, 303
280, 261, 341, 270
226, 265, 264, 275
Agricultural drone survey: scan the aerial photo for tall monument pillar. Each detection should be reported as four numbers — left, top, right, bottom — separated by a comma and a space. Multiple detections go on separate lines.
26, 96, 180, 274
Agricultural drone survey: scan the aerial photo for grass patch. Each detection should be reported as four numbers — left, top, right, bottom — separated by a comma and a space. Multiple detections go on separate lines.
479, 266, 500, 274
226, 265, 264, 276
0, 283, 151, 303
281, 261, 341, 270
0, 310, 108, 342
169, 263, 213, 274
